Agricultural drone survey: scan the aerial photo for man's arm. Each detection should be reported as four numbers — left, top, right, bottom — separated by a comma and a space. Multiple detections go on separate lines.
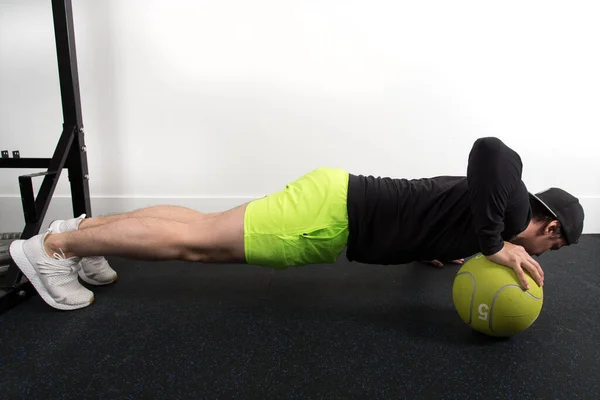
466, 137, 543, 289
466, 137, 523, 256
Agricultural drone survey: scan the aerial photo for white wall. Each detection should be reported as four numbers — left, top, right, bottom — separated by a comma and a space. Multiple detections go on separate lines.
1, 0, 599, 232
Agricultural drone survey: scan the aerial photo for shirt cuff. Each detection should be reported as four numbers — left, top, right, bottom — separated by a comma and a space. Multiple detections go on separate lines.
479, 237, 504, 256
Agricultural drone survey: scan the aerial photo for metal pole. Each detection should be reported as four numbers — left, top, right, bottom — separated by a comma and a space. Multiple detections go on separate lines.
52, 0, 92, 218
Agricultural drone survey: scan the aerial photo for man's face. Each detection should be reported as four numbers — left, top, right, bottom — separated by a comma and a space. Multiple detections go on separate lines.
512, 220, 566, 257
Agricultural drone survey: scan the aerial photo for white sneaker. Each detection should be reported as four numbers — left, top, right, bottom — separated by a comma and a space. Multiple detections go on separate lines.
9, 232, 94, 310
49, 214, 118, 286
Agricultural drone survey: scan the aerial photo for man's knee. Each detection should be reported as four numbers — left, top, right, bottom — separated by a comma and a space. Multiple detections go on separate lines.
181, 246, 244, 263
181, 206, 247, 263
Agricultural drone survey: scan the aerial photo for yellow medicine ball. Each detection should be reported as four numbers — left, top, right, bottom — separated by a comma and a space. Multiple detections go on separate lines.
452, 253, 543, 337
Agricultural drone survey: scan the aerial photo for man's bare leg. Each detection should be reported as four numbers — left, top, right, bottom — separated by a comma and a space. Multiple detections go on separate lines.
45, 203, 248, 263
49, 205, 247, 286
79, 205, 227, 230
10, 202, 249, 309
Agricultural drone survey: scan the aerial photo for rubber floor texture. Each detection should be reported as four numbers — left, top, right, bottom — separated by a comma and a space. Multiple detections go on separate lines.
1, 235, 598, 399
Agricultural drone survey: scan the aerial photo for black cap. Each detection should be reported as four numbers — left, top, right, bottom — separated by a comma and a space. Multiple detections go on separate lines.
529, 188, 585, 245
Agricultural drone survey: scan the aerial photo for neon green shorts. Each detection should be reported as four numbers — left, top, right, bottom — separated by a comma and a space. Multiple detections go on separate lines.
244, 167, 350, 269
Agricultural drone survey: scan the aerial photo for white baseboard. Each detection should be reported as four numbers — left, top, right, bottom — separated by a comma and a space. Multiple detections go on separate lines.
0, 195, 598, 234
580, 196, 600, 234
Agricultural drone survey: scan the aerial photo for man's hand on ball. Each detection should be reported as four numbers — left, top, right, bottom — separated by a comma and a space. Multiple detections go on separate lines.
487, 242, 544, 290
423, 259, 465, 268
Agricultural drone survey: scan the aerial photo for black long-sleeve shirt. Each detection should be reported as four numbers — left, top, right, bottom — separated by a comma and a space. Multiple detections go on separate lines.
345, 137, 532, 264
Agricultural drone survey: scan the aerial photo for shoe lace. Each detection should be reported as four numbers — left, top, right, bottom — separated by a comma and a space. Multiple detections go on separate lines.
53, 248, 67, 260
37, 248, 80, 277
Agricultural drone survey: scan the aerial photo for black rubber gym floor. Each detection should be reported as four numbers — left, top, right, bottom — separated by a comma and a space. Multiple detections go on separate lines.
1, 235, 598, 399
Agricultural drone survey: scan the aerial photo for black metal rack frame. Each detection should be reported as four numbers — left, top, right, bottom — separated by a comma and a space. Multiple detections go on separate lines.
0, 0, 92, 313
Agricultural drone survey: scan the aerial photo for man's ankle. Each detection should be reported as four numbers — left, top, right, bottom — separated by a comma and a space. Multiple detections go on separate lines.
43, 233, 75, 259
